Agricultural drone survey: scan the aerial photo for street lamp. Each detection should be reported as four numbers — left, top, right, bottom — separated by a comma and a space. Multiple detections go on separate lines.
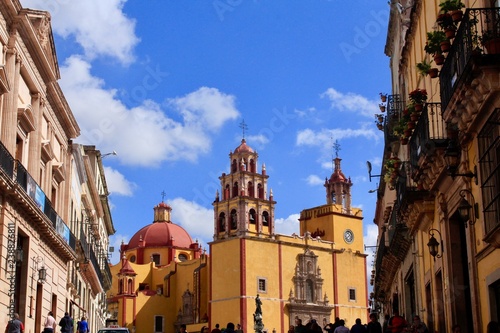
457, 189, 479, 226
101, 151, 118, 158
427, 228, 443, 260
443, 140, 477, 185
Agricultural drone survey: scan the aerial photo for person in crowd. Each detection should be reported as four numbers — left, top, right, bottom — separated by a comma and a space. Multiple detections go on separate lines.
350, 318, 366, 333
200, 326, 208, 333
333, 320, 349, 333
331, 318, 341, 332
409, 316, 427, 333
235, 324, 243, 333
5, 313, 24, 333
295, 318, 307, 333
59, 313, 73, 333
288, 325, 296, 333
487, 321, 500, 333
180, 324, 188, 333
366, 313, 382, 333
323, 322, 334, 333
211, 324, 221, 333
307, 320, 323, 333
43, 312, 57, 333
387, 311, 407, 333
382, 315, 391, 333
225, 323, 236, 333
77, 317, 89, 333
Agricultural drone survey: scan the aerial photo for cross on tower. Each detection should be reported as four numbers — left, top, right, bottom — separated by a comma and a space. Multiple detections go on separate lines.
239, 120, 248, 139
333, 140, 341, 158
161, 190, 166, 202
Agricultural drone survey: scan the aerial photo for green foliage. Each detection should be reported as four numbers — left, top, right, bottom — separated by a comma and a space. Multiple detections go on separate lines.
439, 0, 465, 13
424, 31, 447, 55
416, 59, 433, 76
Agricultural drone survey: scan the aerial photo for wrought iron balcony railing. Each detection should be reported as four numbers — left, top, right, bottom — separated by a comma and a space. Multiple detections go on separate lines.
441, 7, 500, 112
15, 161, 76, 251
409, 103, 448, 179
0, 141, 14, 177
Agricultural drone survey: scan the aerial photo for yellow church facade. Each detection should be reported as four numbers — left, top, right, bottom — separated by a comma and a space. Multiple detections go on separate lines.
107, 140, 368, 333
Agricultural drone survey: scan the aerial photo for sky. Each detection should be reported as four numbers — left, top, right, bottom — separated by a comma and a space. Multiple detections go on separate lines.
20, 0, 391, 274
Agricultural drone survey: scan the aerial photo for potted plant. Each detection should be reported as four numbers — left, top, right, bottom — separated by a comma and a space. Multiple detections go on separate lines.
380, 93, 387, 103
416, 59, 438, 78
481, 30, 500, 55
425, 31, 447, 64
379, 104, 386, 112
439, 0, 465, 22
409, 89, 428, 109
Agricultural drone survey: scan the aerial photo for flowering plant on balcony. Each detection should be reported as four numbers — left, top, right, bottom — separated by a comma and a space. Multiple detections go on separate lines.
409, 89, 428, 104
383, 156, 401, 189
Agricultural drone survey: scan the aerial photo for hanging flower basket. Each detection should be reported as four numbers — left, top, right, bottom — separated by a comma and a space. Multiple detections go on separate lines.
379, 104, 386, 112
428, 68, 439, 78
380, 93, 387, 103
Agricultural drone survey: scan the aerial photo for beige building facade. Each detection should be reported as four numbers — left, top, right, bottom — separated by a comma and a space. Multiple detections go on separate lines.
0, 2, 114, 333
372, 1, 500, 332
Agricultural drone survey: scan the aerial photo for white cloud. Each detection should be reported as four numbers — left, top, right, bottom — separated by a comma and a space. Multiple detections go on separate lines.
296, 127, 379, 147
168, 198, 214, 248
59, 56, 239, 167
168, 87, 240, 131
321, 88, 379, 118
305, 175, 324, 186
21, 0, 139, 64
274, 213, 300, 236
103, 166, 136, 196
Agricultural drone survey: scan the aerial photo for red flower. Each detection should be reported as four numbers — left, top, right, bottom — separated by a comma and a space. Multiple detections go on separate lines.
409, 89, 428, 103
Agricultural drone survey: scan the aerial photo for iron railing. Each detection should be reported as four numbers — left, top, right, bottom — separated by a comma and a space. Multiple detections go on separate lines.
441, 7, 500, 111
409, 103, 447, 173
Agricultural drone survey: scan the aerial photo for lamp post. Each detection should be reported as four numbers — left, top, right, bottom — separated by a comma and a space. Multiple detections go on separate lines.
427, 228, 443, 260
29, 256, 47, 318
443, 139, 478, 184
457, 189, 479, 226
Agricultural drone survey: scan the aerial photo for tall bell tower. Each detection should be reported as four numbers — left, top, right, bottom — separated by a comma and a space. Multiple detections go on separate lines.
212, 138, 276, 240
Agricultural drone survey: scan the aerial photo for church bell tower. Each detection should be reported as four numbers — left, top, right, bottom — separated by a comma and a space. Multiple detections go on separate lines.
212, 139, 276, 240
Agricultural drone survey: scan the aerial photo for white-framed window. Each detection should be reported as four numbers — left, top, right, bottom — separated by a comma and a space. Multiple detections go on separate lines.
257, 277, 267, 293
348, 288, 356, 302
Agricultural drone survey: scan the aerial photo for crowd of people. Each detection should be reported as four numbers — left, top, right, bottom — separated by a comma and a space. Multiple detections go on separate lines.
287, 313, 500, 333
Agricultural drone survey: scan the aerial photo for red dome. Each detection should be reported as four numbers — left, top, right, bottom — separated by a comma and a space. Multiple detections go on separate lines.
127, 222, 193, 249
234, 139, 254, 153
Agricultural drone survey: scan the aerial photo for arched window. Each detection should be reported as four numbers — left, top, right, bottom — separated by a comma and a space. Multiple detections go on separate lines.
262, 211, 269, 226
231, 209, 238, 230
231, 159, 237, 173
119, 279, 124, 294
248, 181, 254, 197
233, 182, 239, 198
249, 209, 256, 224
250, 159, 256, 173
258, 183, 264, 199
219, 212, 226, 232
306, 279, 314, 303
224, 185, 230, 200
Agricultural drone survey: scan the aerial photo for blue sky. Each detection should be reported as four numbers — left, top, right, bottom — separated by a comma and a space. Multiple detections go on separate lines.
21, 0, 390, 271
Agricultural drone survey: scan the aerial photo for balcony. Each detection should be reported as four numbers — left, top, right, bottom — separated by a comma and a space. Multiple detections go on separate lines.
0, 141, 14, 181
441, 7, 500, 112
384, 94, 404, 143
409, 103, 448, 183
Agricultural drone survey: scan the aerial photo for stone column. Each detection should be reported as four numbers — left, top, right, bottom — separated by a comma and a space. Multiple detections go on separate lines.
1, 45, 21, 154
27, 93, 42, 175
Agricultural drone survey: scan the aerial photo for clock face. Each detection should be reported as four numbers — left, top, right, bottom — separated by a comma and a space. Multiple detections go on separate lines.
344, 229, 354, 244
